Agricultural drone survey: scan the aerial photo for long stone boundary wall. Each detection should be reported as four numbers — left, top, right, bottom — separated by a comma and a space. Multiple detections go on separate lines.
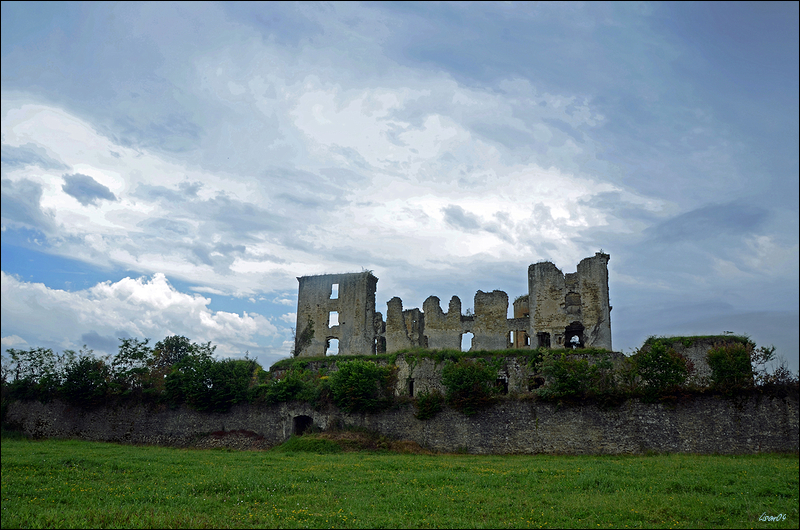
6, 393, 798, 454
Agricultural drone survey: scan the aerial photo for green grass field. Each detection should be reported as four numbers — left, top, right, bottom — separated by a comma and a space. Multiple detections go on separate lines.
1, 434, 797, 529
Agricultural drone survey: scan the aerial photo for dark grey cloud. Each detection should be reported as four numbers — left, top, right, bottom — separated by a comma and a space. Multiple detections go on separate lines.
200, 193, 282, 234
647, 201, 767, 243
62, 173, 117, 206
1, 143, 69, 170
442, 205, 481, 231
80, 331, 120, 353
0, 178, 54, 231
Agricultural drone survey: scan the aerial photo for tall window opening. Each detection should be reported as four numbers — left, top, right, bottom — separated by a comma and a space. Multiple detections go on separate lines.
331, 283, 339, 299
328, 311, 339, 327
326, 338, 339, 355
461, 332, 474, 352
537, 332, 551, 348
408, 378, 415, 397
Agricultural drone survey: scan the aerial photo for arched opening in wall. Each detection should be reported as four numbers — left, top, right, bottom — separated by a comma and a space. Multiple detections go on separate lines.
537, 332, 551, 348
330, 283, 339, 299
565, 322, 584, 349
328, 311, 339, 327
461, 332, 474, 352
325, 338, 339, 355
293, 415, 313, 436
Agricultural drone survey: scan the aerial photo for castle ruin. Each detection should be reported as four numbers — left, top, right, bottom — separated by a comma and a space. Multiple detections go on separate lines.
294, 252, 612, 356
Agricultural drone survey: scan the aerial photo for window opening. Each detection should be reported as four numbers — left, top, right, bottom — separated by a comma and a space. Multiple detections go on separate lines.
496, 377, 508, 394
537, 332, 551, 349
325, 338, 339, 355
509, 331, 514, 346
328, 311, 339, 327
565, 321, 584, 349
331, 283, 339, 299
461, 332, 474, 352
408, 378, 415, 397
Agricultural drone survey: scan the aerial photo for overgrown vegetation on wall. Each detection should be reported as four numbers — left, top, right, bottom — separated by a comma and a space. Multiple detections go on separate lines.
2, 334, 797, 425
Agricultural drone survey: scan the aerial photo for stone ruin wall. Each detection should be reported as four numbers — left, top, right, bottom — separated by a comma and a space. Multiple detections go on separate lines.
295, 253, 613, 357
295, 272, 381, 357
527, 252, 612, 351
7, 392, 797, 455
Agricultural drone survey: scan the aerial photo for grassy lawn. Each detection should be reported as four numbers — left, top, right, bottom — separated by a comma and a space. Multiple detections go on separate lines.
1, 434, 797, 529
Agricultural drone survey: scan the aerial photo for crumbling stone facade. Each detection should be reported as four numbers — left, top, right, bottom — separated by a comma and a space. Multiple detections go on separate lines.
527, 252, 612, 351
295, 253, 612, 357
294, 272, 382, 357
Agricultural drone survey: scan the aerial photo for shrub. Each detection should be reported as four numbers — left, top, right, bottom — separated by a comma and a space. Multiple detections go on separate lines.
632, 340, 690, 399
110, 338, 152, 396
61, 354, 111, 407
330, 360, 393, 413
441, 359, 497, 415
707, 341, 754, 394
413, 390, 444, 420
165, 355, 257, 413
4, 347, 73, 402
254, 370, 309, 404
536, 352, 595, 401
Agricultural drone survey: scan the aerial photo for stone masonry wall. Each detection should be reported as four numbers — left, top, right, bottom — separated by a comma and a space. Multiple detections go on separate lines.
528, 252, 612, 350
295, 272, 378, 356
6, 393, 797, 454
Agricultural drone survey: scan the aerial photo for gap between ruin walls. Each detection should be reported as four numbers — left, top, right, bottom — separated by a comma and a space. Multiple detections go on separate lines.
5, 393, 798, 455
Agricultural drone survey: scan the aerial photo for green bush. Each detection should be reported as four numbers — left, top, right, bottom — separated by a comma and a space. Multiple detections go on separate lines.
61, 354, 111, 407
413, 390, 444, 420
253, 369, 313, 404
330, 360, 393, 413
110, 338, 152, 396
165, 354, 258, 413
536, 352, 594, 400
441, 359, 497, 415
707, 341, 754, 394
4, 347, 72, 402
631, 340, 690, 400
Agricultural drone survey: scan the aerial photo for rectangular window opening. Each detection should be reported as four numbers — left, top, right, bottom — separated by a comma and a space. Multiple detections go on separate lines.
329, 311, 339, 327
331, 283, 339, 299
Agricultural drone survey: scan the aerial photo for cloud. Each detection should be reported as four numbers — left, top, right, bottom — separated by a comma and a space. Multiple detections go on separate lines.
0, 177, 55, 232
647, 200, 768, 243
1, 142, 69, 170
442, 204, 482, 232
1, 335, 28, 348
62, 173, 117, 206
0, 271, 278, 357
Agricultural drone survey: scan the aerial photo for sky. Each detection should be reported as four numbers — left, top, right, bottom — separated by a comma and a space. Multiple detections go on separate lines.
1, 1, 798, 372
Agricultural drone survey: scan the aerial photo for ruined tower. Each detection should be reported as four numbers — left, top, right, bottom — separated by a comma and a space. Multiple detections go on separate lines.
527, 252, 612, 350
294, 272, 381, 357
